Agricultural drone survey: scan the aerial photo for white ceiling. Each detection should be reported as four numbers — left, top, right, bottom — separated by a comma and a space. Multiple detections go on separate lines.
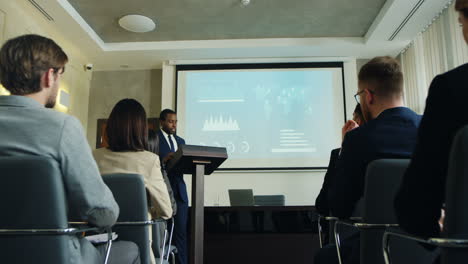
26, 0, 452, 70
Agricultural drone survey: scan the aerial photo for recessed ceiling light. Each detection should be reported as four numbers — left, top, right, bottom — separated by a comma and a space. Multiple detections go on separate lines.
118, 15, 156, 33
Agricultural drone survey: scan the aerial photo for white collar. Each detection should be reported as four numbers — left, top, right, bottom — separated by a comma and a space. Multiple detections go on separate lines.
161, 129, 174, 138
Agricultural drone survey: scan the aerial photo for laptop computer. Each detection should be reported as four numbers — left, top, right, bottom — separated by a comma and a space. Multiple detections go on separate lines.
228, 189, 254, 206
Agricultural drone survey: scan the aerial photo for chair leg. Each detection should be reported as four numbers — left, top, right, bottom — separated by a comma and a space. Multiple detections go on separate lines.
382, 232, 391, 264
166, 220, 175, 262
170, 252, 175, 264
318, 215, 324, 248
160, 228, 168, 264
104, 239, 113, 264
334, 221, 343, 264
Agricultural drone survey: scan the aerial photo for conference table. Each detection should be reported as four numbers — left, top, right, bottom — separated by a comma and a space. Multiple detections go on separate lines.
192, 205, 321, 264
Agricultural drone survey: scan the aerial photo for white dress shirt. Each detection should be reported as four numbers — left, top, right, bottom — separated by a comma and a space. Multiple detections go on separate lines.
161, 129, 179, 152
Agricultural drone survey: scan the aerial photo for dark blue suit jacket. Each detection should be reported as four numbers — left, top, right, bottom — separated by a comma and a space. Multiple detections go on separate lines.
329, 107, 421, 218
157, 129, 188, 203
315, 148, 341, 216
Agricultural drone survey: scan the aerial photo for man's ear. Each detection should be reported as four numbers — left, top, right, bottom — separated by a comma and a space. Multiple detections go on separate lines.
365, 89, 375, 105
42, 68, 56, 89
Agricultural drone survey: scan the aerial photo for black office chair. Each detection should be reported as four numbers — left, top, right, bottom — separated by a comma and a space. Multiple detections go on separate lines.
334, 159, 422, 264
383, 125, 468, 264
317, 214, 339, 248
103, 173, 177, 264
103, 173, 154, 264
0, 156, 111, 264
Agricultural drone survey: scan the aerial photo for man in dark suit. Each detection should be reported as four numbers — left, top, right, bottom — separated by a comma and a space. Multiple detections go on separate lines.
315, 103, 364, 216
315, 104, 364, 246
157, 109, 187, 264
395, 0, 468, 239
315, 56, 422, 264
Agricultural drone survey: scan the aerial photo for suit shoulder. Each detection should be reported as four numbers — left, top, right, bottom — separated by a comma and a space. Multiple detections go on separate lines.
430, 63, 468, 97
442, 63, 468, 78
176, 135, 186, 143
400, 107, 422, 123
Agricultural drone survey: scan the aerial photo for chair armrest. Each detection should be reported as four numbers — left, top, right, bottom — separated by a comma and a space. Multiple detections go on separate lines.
317, 214, 343, 221
317, 215, 351, 248
69, 222, 114, 236
0, 227, 82, 235
336, 219, 398, 230
333, 219, 398, 264
114, 220, 154, 226
383, 228, 468, 264
114, 217, 167, 226
0, 222, 106, 236
383, 228, 468, 248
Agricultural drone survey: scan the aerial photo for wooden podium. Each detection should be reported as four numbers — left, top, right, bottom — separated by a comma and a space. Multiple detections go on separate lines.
166, 145, 228, 264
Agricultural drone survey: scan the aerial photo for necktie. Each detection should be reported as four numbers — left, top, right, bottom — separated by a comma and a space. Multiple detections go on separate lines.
168, 134, 175, 152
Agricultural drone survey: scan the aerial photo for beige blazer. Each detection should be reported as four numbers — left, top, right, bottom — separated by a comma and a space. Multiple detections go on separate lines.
93, 148, 173, 219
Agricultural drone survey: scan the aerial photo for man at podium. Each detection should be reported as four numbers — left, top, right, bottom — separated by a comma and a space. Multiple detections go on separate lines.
158, 109, 188, 264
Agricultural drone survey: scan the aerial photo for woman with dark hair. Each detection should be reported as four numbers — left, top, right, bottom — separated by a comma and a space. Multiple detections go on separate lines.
93, 99, 172, 227
93, 98, 173, 220
93, 99, 172, 264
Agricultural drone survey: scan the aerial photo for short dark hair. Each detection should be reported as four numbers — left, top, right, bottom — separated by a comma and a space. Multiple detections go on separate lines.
0, 34, 68, 95
159, 109, 176, 121
358, 56, 403, 99
147, 129, 159, 154
106, 99, 148, 151
456, 0, 468, 17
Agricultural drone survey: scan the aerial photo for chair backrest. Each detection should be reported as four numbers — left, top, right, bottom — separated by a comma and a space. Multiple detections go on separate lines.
443, 125, 468, 263
102, 173, 151, 264
0, 156, 70, 263
363, 159, 410, 224
228, 189, 254, 206
360, 159, 410, 264
254, 195, 285, 206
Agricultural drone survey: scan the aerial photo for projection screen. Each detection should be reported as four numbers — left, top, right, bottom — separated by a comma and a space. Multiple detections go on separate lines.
176, 62, 347, 170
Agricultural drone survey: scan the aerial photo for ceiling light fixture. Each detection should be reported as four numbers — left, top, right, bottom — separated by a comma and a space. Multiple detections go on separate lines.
118, 14, 156, 33
240, 0, 250, 6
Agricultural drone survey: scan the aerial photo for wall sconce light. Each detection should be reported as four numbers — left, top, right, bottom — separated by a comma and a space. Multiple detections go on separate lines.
59, 89, 70, 108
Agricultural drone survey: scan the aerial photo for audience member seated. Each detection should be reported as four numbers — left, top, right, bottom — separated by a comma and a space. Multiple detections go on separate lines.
93, 99, 173, 264
314, 56, 422, 264
147, 129, 178, 261
315, 103, 364, 216
314, 103, 364, 246
395, 0, 468, 242
0, 34, 140, 264
147, 129, 178, 216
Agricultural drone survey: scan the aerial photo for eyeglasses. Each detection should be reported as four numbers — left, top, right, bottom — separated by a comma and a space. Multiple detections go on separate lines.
354, 89, 374, 104
354, 90, 365, 104
52, 67, 65, 75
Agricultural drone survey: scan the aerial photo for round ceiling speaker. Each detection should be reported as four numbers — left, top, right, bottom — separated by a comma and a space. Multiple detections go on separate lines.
118, 14, 156, 33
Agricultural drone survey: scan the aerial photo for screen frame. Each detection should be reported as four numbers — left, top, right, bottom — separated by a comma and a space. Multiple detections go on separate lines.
175, 62, 347, 171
